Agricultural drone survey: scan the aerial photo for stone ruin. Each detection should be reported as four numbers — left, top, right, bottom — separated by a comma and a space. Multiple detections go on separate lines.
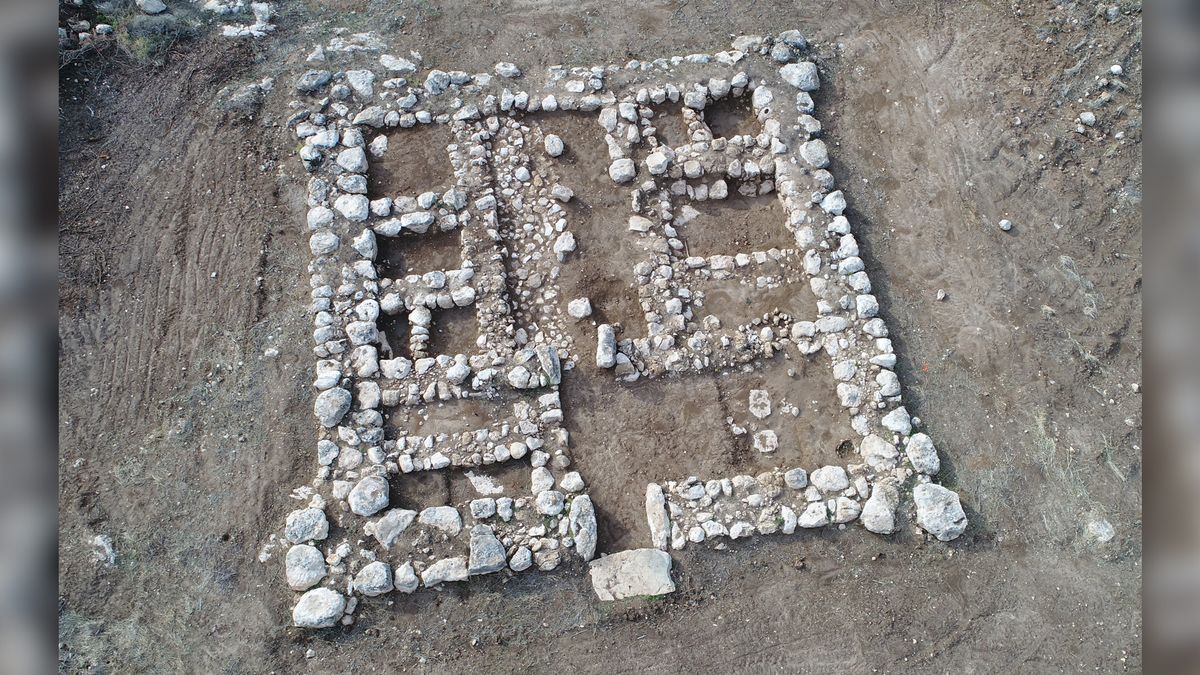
277, 31, 969, 628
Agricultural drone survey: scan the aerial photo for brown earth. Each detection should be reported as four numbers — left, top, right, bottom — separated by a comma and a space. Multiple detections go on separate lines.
58, 0, 1142, 672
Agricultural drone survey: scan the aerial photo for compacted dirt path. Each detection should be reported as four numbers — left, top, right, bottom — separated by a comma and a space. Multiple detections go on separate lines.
59, 1, 1141, 672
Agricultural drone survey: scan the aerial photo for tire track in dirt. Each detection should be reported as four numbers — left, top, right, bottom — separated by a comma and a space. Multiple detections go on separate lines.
59, 39, 314, 670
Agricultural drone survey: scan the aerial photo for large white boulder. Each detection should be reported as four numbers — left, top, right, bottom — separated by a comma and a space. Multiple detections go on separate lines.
589, 549, 675, 601
780, 62, 820, 91
914, 483, 967, 541
292, 588, 345, 628
285, 544, 326, 590
347, 475, 389, 516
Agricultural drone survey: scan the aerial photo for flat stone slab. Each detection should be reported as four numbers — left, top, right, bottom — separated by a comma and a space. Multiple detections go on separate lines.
589, 549, 675, 601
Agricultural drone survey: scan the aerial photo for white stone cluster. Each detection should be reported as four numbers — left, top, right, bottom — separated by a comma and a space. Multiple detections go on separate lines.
282, 30, 967, 625
197, 0, 276, 38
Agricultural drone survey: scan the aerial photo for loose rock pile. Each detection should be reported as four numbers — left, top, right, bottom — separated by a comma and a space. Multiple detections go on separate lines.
281, 31, 967, 626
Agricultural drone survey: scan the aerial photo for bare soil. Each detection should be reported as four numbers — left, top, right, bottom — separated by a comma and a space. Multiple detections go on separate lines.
369, 124, 456, 199
58, 1, 1142, 672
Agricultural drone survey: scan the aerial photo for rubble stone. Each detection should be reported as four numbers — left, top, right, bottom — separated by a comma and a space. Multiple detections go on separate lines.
589, 549, 675, 600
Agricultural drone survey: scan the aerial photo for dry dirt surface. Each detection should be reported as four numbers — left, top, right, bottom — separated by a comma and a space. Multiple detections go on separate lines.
59, 1, 1142, 672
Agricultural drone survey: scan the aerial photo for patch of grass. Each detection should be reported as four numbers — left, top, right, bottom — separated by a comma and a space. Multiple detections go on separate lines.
117, 14, 197, 65
123, 34, 165, 62
409, 0, 444, 21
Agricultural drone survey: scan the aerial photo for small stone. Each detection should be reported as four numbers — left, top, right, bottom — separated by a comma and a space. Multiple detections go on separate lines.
336, 146, 368, 173
352, 106, 386, 127
905, 433, 940, 475
470, 498, 496, 519
784, 468, 808, 489
913, 483, 967, 541
837, 383, 863, 408
596, 324, 617, 368
779, 30, 808, 49
998, 219, 1013, 232
137, 0, 167, 14
399, 210, 434, 232
646, 151, 670, 175
393, 562, 419, 593
509, 546, 533, 572
553, 231, 576, 260
351, 229, 377, 259
292, 588, 345, 628
285, 507, 328, 543
861, 482, 899, 534
856, 294, 879, 318
335, 177, 367, 200
770, 42, 795, 63
799, 139, 829, 168
424, 70, 451, 94
507, 365, 533, 388
749, 389, 772, 419
560, 471, 585, 492
810, 465, 849, 493
780, 62, 820, 91
753, 429, 778, 453
445, 362, 470, 385
645, 484, 670, 550
419, 506, 463, 535
544, 134, 564, 157
1086, 517, 1115, 543
494, 62, 522, 78
860, 434, 899, 469
820, 190, 846, 215
348, 475, 389, 516
832, 496, 862, 524
751, 85, 774, 109
567, 297, 592, 319
780, 505, 798, 534
551, 184, 574, 202
880, 407, 912, 436
353, 561, 393, 596
589, 549, 675, 600
797, 501, 829, 528
380, 54, 418, 74
468, 525, 507, 575
334, 194, 369, 221
307, 206, 334, 229
608, 158, 636, 183
730, 522, 755, 539
421, 557, 468, 586
345, 69, 375, 99
531, 466, 555, 494
309, 231, 339, 256
371, 508, 416, 547
285, 545, 327, 590
314, 387, 351, 427
569, 494, 598, 560
535, 490, 565, 515
1079, 111, 1096, 126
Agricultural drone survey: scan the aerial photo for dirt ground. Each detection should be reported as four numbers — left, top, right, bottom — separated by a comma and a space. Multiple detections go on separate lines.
58, 1, 1142, 672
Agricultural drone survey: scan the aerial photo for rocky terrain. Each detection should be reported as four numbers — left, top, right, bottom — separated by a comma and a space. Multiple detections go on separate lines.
59, 0, 1141, 672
